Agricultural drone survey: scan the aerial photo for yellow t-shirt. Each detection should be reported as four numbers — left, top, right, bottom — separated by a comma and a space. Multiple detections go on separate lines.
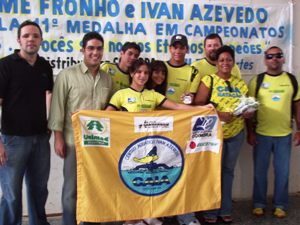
248, 72, 300, 136
192, 58, 241, 81
165, 62, 200, 103
100, 62, 130, 93
202, 74, 248, 138
109, 88, 166, 112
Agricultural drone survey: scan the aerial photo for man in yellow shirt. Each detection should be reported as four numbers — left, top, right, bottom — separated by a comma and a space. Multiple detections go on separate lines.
247, 46, 300, 219
192, 33, 241, 80
165, 34, 200, 104
101, 42, 141, 93
165, 34, 201, 225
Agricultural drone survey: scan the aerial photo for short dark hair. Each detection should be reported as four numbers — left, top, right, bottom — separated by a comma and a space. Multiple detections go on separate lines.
264, 46, 283, 55
82, 32, 104, 48
204, 33, 223, 47
121, 42, 141, 53
18, 20, 43, 39
148, 60, 168, 94
216, 45, 235, 61
128, 59, 151, 84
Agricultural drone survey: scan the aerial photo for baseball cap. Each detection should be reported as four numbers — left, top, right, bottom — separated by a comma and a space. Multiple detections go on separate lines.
170, 34, 188, 47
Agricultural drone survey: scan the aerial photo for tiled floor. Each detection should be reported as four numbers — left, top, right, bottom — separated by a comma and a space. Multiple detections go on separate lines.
23, 194, 300, 225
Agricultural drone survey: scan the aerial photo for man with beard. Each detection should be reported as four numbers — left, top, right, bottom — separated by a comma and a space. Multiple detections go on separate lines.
0, 20, 53, 225
192, 33, 241, 80
247, 46, 300, 219
101, 42, 141, 93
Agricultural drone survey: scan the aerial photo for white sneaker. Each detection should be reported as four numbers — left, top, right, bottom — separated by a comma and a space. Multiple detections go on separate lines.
123, 221, 147, 225
143, 218, 163, 225
188, 220, 201, 225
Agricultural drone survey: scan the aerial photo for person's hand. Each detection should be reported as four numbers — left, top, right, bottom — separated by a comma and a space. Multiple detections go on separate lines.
247, 131, 257, 146
54, 132, 66, 158
0, 142, 8, 167
218, 112, 234, 123
293, 132, 300, 146
180, 93, 194, 105
242, 110, 255, 119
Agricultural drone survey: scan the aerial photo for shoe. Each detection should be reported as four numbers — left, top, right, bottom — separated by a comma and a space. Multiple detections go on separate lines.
252, 208, 265, 217
123, 221, 147, 225
219, 215, 233, 223
273, 208, 287, 218
143, 218, 163, 225
187, 220, 201, 225
204, 217, 217, 224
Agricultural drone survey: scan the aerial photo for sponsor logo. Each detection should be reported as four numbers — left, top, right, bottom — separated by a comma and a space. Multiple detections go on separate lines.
167, 87, 175, 95
186, 115, 220, 154
119, 136, 183, 196
272, 95, 281, 102
108, 68, 116, 75
262, 82, 270, 89
80, 116, 110, 147
134, 117, 173, 133
128, 97, 136, 103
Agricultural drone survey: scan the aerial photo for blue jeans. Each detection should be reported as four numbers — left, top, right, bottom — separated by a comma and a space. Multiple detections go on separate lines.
0, 134, 50, 225
253, 133, 291, 210
205, 130, 245, 219
62, 144, 77, 225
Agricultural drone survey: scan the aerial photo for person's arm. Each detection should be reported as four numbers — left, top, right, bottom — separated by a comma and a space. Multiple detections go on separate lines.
48, 72, 68, 157
246, 118, 257, 146
194, 82, 210, 106
105, 105, 117, 111
53, 131, 66, 158
0, 98, 7, 166
293, 100, 300, 146
161, 98, 213, 110
194, 82, 233, 122
46, 90, 52, 119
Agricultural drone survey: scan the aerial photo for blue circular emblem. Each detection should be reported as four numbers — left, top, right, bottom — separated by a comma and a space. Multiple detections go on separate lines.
119, 135, 184, 196
167, 87, 175, 95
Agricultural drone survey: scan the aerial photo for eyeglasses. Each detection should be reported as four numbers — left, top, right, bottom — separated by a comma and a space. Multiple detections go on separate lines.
225, 80, 233, 92
265, 53, 283, 60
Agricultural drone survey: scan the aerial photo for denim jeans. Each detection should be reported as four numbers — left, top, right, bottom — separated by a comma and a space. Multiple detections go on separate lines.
204, 130, 245, 219
62, 144, 77, 225
253, 133, 291, 210
0, 134, 50, 225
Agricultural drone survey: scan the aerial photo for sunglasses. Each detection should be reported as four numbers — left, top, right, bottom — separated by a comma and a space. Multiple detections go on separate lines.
225, 80, 233, 92
265, 53, 283, 60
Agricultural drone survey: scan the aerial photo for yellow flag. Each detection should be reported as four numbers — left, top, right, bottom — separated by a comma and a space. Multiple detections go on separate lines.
72, 108, 223, 223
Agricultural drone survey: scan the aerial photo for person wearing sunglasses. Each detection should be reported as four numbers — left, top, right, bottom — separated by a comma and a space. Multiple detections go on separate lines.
247, 46, 300, 219
194, 45, 250, 224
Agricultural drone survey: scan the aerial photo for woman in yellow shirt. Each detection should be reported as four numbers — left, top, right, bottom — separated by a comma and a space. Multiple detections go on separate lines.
194, 45, 251, 224
107, 59, 210, 225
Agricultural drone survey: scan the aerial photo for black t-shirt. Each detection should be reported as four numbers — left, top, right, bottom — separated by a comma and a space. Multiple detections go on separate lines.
0, 50, 54, 136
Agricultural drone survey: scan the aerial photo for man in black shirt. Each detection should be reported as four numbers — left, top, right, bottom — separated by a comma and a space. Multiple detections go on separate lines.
0, 20, 53, 225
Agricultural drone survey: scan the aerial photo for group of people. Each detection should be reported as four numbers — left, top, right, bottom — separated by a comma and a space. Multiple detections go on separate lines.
0, 19, 299, 225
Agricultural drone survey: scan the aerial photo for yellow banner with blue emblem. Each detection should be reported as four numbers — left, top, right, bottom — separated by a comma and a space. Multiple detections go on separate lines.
72, 108, 223, 223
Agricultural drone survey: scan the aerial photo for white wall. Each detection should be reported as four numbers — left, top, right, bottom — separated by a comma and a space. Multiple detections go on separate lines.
0, 0, 300, 215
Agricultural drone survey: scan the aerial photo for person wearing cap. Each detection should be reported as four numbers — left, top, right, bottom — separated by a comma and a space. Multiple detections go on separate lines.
101, 42, 141, 93
247, 46, 300, 219
165, 34, 200, 105
191, 33, 241, 81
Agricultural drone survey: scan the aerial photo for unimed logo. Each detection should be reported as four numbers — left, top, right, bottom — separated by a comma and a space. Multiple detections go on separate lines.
80, 116, 110, 147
